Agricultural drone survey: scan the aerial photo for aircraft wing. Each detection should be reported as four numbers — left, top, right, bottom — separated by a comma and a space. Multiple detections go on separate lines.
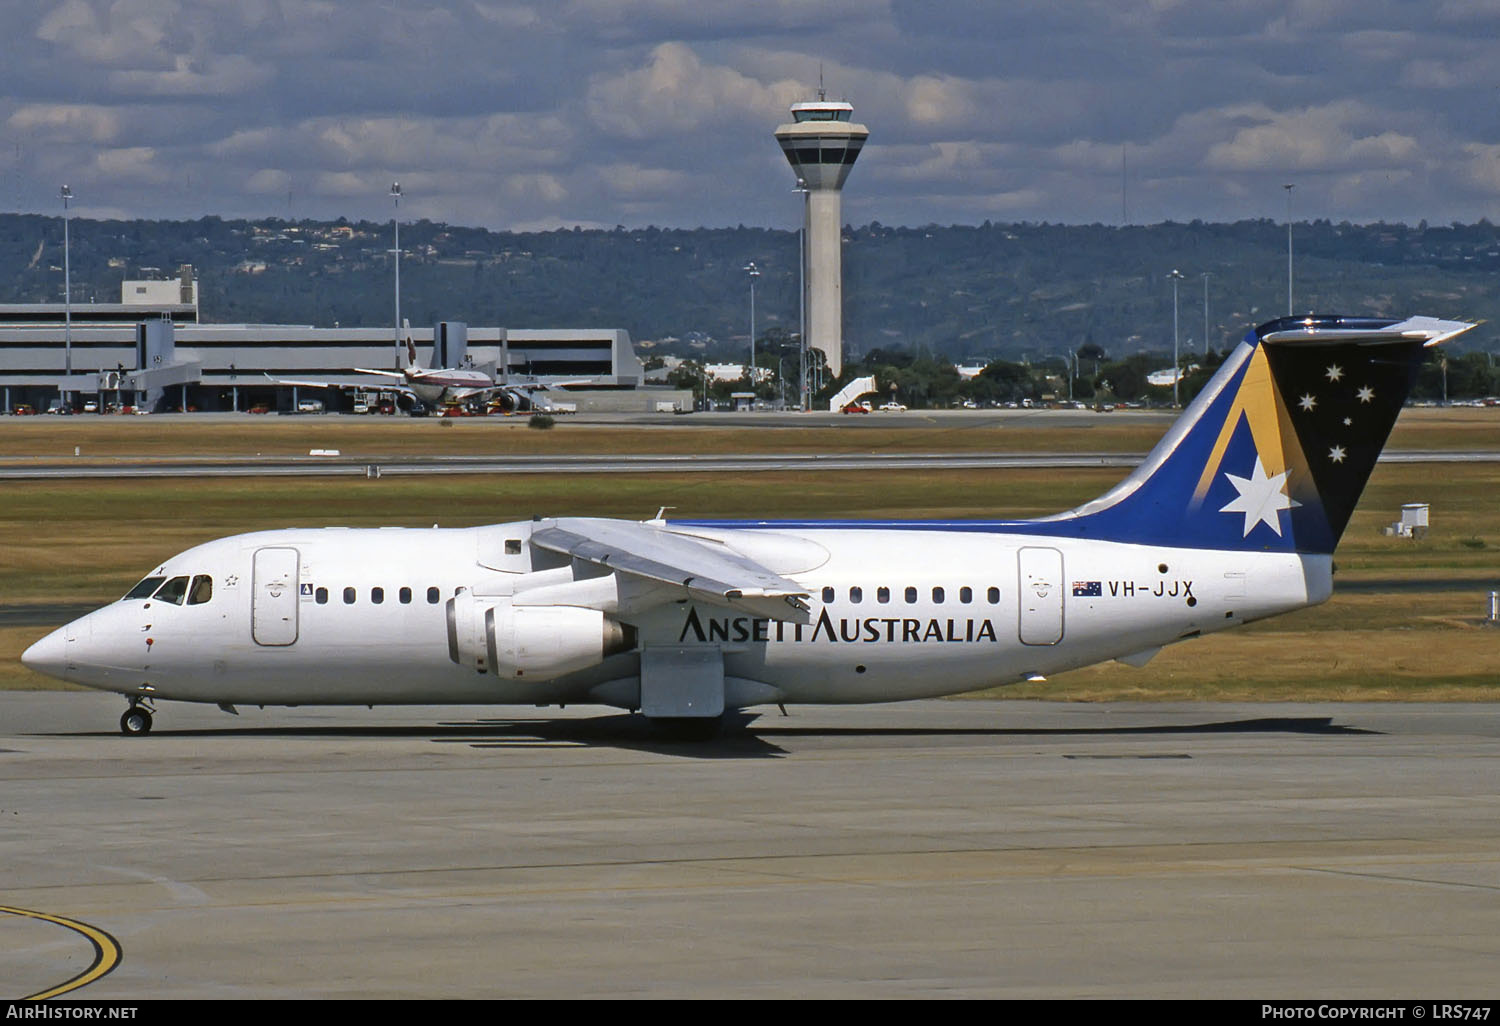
530, 517, 811, 623
264, 372, 346, 390
264, 372, 414, 394
266, 373, 433, 410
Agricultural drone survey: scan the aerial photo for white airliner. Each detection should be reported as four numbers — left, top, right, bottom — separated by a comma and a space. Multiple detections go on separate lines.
353, 335, 497, 407
24, 315, 1472, 736
274, 336, 575, 413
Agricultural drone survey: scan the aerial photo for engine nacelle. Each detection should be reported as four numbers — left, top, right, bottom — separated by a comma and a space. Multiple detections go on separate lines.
447, 592, 633, 679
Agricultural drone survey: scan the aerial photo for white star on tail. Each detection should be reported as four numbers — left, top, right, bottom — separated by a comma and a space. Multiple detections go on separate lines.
1298, 393, 1317, 412
1356, 385, 1375, 403
1220, 456, 1301, 537
1326, 364, 1344, 382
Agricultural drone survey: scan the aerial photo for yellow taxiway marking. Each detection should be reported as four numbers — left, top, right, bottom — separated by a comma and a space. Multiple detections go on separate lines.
1, 905, 122, 1000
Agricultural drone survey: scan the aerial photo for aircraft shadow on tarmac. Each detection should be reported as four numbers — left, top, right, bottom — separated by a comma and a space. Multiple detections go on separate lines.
46, 712, 1378, 760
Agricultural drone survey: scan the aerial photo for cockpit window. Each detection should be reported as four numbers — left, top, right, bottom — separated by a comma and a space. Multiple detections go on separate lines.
188, 575, 213, 605
152, 575, 190, 605
125, 576, 166, 600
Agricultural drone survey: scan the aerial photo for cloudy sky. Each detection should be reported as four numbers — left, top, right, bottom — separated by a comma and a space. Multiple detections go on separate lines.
3, 0, 1498, 231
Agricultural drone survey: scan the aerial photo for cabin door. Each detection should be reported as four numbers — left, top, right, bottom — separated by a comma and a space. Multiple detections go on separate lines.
1018, 546, 1064, 646
252, 546, 300, 646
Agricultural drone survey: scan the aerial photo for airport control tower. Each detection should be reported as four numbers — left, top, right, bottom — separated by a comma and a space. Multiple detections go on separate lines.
775, 94, 867, 380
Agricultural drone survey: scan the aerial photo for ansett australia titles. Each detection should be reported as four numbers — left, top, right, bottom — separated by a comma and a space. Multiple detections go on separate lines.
679, 607, 999, 645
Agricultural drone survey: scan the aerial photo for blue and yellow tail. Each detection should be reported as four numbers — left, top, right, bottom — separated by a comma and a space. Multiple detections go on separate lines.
1046, 315, 1474, 554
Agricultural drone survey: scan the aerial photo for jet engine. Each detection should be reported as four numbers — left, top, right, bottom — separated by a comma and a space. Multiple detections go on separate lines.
446, 592, 634, 679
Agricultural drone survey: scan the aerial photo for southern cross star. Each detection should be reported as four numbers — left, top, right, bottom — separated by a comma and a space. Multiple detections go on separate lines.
1298, 393, 1317, 412
1356, 385, 1375, 403
1219, 456, 1300, 537
1326, 364, 1344, 382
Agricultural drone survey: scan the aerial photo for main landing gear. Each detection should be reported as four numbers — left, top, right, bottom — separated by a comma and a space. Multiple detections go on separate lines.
120, 700, 154, 736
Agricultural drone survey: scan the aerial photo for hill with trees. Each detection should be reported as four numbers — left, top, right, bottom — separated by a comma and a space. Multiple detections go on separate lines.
3, 213, 1496, 405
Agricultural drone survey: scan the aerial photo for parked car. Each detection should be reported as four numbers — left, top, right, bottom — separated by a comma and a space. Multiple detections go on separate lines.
878, 401, 908, 412
841, 401, 871, 414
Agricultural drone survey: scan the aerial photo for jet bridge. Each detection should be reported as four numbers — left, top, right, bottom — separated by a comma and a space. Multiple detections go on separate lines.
72, 320, 202, 409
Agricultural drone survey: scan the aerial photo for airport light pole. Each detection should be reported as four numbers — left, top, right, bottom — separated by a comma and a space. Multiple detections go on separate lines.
60, 185, 72, 391
1202, 271, 1211, 355
744, 261, 760, 398
1284, 183, 1294, 316
1168, 269, 1185, 408
390, 181, 402, 366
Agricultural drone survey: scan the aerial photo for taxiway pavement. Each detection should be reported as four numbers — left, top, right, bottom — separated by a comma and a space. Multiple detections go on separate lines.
2, 695, 1497, 999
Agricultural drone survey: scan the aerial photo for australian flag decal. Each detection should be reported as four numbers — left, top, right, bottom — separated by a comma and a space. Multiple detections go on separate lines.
1072, 581, 1102, 597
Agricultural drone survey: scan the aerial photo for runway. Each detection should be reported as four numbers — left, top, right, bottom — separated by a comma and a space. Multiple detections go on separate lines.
2, 448, 1496, 479
3, 694, 1497, 999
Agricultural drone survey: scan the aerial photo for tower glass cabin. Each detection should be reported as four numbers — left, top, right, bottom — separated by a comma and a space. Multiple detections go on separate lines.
775, 99, 868, 379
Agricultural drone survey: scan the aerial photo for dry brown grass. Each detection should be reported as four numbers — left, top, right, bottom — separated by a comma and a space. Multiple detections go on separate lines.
0, 412, 1162, 460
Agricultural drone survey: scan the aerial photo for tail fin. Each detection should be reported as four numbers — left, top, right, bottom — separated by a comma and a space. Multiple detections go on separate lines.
399, 320, 422, 371
1049, 315, 1474, 554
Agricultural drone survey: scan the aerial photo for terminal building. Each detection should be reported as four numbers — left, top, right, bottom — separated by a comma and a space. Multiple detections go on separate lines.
0, 272, 654, 413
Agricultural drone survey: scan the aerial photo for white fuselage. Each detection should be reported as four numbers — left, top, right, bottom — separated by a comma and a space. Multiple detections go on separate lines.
32, 522, 1331, 710
404, 367, 493, 405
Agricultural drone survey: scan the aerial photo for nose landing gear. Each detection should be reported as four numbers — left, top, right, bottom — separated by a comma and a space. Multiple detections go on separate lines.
120, 700, 154, 736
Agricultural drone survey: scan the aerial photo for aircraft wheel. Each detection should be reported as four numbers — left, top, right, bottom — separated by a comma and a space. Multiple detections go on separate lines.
120, 707, 153, 736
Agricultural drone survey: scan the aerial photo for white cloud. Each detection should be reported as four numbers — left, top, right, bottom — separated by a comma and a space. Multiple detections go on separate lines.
585, 42, 804, 140
36, 0, 171, 66
8, 103, 122, 143
109, 53, 273, 97
93, 145, 166, 184
595, 163, 691, 197
245, 168, 292, 195
1203, 102, 1419, 174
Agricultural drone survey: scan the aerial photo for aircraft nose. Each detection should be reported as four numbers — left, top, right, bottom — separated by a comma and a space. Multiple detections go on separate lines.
21, 626, 68, 679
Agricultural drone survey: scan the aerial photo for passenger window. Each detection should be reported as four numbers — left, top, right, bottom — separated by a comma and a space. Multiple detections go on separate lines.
343, 587, 356, 604
932, 587, 945, 603
371, 587, 384, 605
849, 586, 863, 604
187, 575, 213, 605
152, 576, 190, 605
821, 586, 834, 603
426, 586, 440, 604
399, 587, 412, 604
126, 576, 165, 600
987, 587, 1000, 604
505, 539, 522, 555
960, 587, 973, 604
904, 587, 917, 604
877, 587, 890, 604
315, 587, 328, 604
